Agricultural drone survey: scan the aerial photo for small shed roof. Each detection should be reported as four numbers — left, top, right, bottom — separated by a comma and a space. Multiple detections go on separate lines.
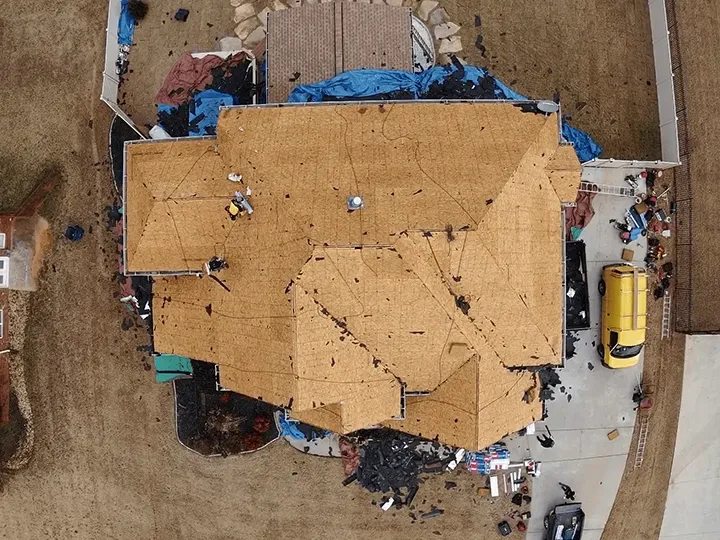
266, 3, 413, 103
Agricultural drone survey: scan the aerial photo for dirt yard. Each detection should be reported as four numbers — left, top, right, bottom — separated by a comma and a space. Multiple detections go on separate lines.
0, 0, 667, 539
447, 0, 660, 160
119, 0, 237, 128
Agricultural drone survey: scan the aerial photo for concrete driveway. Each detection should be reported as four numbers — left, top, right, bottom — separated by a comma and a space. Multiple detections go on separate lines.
660, 335, 720, 540
505, 166, 649, 540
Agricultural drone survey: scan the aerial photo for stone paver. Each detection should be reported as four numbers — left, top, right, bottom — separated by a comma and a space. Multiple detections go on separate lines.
438, 35, 462, 53
234, 17, 261, 40
434, 22, 460, 39
233, 3, 255, 23
417, 0, 438, 21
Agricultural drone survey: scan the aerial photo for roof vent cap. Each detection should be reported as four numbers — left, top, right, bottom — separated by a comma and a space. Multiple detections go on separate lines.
347, 195, 364, 211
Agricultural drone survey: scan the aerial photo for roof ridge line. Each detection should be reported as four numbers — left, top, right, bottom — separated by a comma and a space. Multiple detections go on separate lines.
503, 115, 559, 197
292, 283, 402, 386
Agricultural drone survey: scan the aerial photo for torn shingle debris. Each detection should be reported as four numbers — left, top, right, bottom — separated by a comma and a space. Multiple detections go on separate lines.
565, 331, 579, 359
536, 367, 561, 402
156, 53, 255, 137
454, 295, 471, 316
174, 361, 279, 456
350, 429, 454, 507
421, 506, 445, 519
174, 8, 189, 22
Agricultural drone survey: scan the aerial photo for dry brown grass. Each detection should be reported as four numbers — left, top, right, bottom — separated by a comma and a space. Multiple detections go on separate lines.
0, 0, 667, 538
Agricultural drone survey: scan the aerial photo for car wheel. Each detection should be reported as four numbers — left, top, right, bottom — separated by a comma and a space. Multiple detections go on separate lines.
598, 279, 606, 296
544, 516, 549, 530
597, 344, 605, 358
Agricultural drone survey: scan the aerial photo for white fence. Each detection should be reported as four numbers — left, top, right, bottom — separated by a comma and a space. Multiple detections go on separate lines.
648, 0, 680, 165
583, 0, 680, 169
102, 0, 145, 138
102, 0, 122, 104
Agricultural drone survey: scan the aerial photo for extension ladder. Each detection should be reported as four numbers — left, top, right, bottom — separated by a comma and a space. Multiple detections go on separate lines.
634, 417, 650, 469
661, 291, 672, 339
579, 181, 635, 197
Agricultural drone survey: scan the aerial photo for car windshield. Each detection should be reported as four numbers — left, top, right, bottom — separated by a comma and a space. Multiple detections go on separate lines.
611, 344, 643, 359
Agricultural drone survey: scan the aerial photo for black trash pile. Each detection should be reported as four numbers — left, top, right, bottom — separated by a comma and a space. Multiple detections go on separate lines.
565, 331, 580, 359
534, 366, 562, 415
653, 261, 674, 299
175, 361, 280, 456
565, 241, 590, 330
157, 56, 255, 138
157, 101, 190, 138
423, 59, 499, 100
346, 429, 453, 507
321, 57, 500, 104
208, 58, 256, 98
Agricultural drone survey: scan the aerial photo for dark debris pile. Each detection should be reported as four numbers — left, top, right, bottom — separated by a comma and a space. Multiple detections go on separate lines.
175, 361, 279, 457
565, 331, 580, 359
351, 430, 451, 502
158, 101, 190, 138
565, 241, 590, 330
423, 59, 499, 100
157, 56, 255, 138
536, 367, 561, 402
321, 57, 500, 104
209, 58, 255, 98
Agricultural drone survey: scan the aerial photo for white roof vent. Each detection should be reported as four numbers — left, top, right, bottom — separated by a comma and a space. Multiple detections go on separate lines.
347, 195, 364, 211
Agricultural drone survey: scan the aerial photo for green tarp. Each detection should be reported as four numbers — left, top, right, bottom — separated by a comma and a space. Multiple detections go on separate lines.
154, 354, 193, 383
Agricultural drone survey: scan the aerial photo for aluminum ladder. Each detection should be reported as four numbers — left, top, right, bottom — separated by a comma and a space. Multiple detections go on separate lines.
579, 181, 635, 197
661, 291, 672, 339
634, 417, 650, 469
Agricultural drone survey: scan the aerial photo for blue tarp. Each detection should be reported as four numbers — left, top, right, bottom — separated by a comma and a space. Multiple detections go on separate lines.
288, 65, 602, 163
189, 90, 234, 136
277, 413, 307, 440
561, 123, 603, 164
118, 0, 135, 46
157, 104, 174, 116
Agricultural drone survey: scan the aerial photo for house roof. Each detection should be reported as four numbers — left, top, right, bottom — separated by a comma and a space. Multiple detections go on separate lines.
266, 3, 412, 103
124, 101, 581, 449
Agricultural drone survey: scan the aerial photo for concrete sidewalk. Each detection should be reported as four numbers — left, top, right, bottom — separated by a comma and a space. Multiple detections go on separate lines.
659, 335, 720, 540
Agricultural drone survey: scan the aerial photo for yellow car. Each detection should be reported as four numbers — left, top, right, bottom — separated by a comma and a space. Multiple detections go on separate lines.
597, 264, 648, 368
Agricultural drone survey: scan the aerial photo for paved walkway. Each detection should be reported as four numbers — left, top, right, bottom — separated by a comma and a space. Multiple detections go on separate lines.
659, 335, 720, 540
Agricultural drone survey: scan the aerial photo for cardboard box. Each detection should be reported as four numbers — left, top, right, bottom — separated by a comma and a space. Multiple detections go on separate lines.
607, 429, 620, 441
622, 248, 634, 262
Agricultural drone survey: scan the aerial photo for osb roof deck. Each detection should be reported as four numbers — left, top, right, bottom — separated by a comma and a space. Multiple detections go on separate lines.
124, 102, 582, 449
